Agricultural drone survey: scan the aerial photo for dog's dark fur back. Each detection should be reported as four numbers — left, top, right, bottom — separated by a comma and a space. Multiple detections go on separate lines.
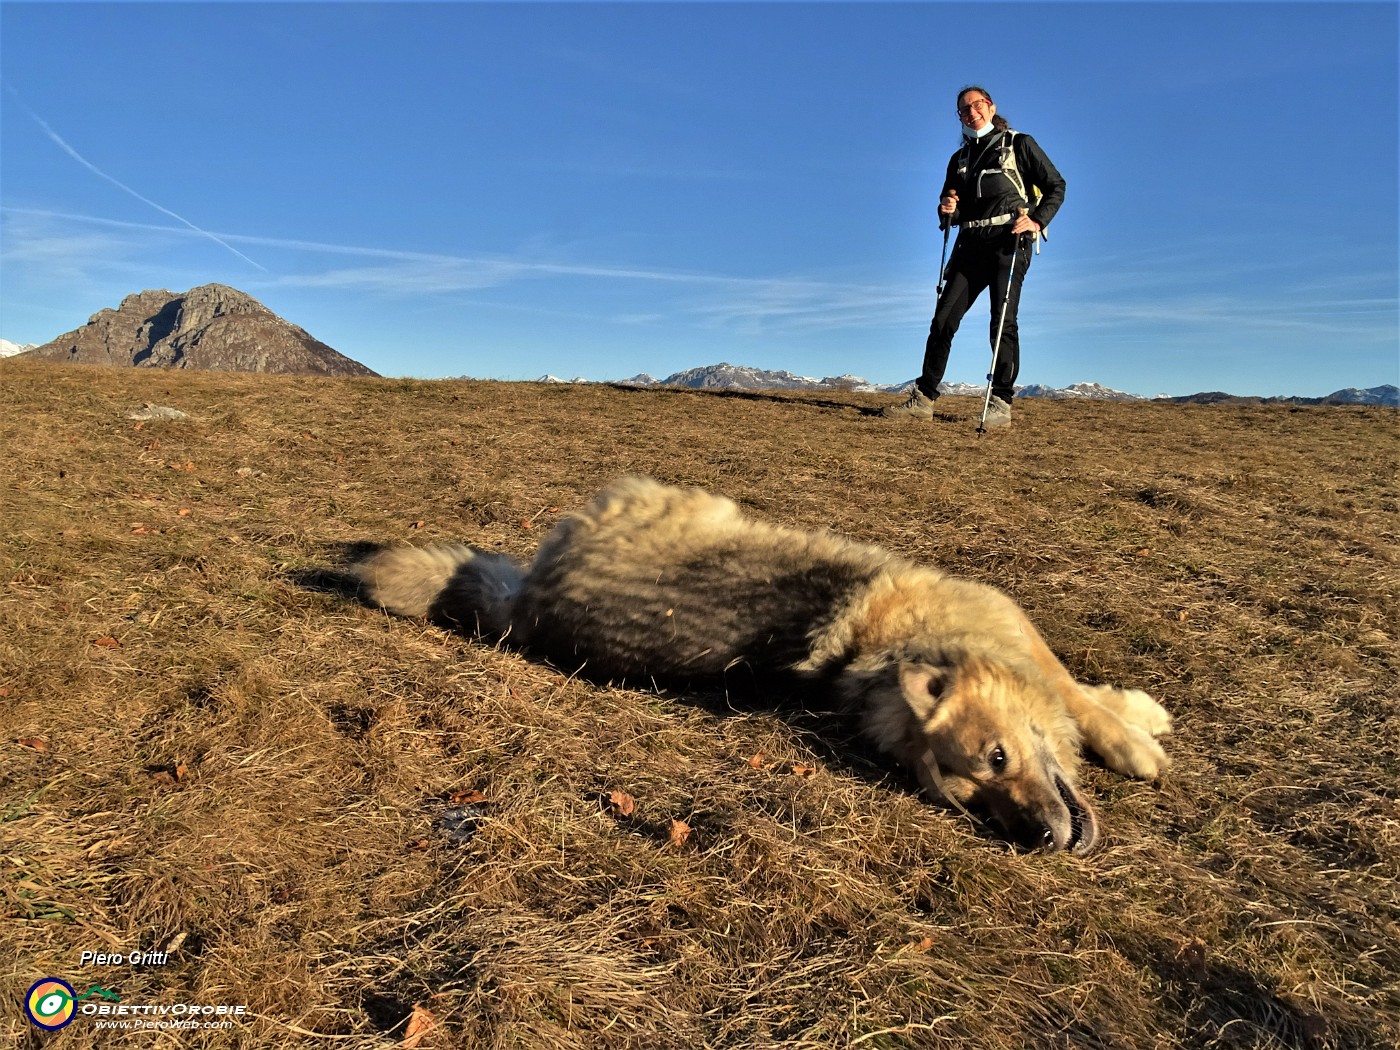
358, 476, 923, 680
514, 531, 885, 679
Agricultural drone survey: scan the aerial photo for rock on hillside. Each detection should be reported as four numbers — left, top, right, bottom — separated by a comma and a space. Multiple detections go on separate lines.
25, 284, 378, 376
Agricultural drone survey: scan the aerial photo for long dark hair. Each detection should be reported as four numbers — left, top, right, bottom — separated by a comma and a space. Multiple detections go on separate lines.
957, 85, 1010, 132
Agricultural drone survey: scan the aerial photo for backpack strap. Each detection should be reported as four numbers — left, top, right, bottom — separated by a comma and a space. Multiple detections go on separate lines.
1001, 129, 1046, 252
1000, 130, 1029, 205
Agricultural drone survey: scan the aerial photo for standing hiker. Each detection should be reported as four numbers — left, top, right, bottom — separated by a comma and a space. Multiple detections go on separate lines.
882, 86, 1066, 427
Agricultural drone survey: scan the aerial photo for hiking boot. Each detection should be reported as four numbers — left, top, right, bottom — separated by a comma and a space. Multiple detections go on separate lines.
981, 395, 1012, 428
880, 387, 937, 419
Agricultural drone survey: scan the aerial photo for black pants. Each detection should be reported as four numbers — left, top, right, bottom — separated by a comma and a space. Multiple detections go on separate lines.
919, 232, 1033, 404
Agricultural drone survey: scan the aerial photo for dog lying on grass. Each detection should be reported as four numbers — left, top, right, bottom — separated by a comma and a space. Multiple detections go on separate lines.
355, 476, 1171, 854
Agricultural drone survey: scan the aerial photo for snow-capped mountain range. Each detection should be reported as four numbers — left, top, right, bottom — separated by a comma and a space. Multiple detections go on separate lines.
0, 339, 37, 358
536, 362, 1145, 399
533, 362, 1398, 406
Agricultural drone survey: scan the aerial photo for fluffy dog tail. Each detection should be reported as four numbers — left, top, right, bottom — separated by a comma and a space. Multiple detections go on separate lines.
354, 544, 523, 638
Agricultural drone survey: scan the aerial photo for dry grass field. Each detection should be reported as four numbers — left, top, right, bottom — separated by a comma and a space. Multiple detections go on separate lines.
2, 358, 1396, 1049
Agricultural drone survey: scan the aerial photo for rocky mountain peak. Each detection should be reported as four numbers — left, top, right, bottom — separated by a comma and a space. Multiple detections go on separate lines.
25, 284, 378, 376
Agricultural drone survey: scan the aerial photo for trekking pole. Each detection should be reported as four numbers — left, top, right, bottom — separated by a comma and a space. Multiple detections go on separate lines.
936, 191, 958, 301
977, 207, 1029, 435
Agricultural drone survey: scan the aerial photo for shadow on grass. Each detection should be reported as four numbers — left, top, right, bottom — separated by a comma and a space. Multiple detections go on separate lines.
286, 541, 384, 600
1138, 935, 1332, 1050
600, 382, 969, 422
601, 381, 866, 415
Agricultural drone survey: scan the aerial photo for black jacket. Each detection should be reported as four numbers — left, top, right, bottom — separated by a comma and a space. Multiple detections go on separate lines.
941, 129, 1065, 240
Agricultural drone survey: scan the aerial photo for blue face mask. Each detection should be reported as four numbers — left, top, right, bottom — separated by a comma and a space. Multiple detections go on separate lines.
962, 122, 996, 140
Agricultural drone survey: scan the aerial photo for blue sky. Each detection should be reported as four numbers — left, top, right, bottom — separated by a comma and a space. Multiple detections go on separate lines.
2, 1, 1396, 397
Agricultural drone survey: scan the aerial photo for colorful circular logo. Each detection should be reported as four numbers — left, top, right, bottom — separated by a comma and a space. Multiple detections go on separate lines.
25, 978, 77, 1030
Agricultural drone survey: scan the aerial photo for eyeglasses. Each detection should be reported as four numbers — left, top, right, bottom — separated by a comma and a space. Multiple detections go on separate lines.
957, 98, 992, 116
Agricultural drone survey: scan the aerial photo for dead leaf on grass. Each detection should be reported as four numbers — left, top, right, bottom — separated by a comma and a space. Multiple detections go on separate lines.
449, 789, 488, 805
400, 1004, 439, 1048
150, 761, 190, 787
406, 839, 431, 853
667, 819, 692, 847
791, 765, 817, 778
747, 753, 767, 769
93, 636, 122, 649
608, 790, 636, 818
17, 737, 48, 752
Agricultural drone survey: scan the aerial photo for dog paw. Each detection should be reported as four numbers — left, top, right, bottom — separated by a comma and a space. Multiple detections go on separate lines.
1081, 685, 1172, 739
1116, 688, 1173, 739
1094, 723, 1171, 780
1076, 686, 1172, 780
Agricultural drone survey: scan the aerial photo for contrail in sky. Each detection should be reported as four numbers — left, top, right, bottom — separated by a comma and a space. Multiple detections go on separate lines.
9, 89, 267, 272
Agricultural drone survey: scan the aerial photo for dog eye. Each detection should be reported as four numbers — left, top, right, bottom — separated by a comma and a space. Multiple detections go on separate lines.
988, 746, 1007, 771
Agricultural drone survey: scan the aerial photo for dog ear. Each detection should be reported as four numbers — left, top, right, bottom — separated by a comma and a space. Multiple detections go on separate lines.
897, 661, 951, 722
837, 657, 953, 761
